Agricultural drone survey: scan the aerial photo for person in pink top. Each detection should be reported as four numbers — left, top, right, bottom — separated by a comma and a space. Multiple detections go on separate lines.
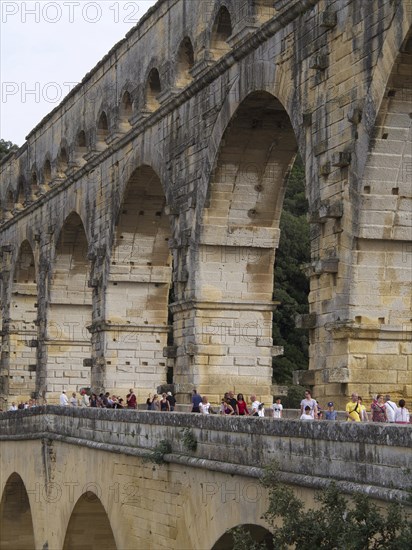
371, 394, 387, 422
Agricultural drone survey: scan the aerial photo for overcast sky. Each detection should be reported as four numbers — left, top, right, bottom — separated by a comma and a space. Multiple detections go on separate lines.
1, 1, 157, 146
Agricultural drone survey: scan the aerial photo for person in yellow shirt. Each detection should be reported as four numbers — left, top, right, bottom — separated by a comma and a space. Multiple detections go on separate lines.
345, 392, 361, 422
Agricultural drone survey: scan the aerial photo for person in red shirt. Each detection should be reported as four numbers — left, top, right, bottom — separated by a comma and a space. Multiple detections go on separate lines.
126, 388, 137, 409
237, 393, 249, 416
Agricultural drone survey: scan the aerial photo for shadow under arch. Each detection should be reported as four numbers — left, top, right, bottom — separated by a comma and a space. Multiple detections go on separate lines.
0, 473, 36, 550
63, 491, 117, 550
211, 524, 274, 550
46, 211, 92, 400
103, 164, 172, 394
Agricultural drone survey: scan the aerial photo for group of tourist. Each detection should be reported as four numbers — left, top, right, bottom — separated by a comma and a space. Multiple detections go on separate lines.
349, 392, 410, 423
58, 389, 140, 409
5, 388, 411, 424
57, 388, 178, 412
191, 388, 410, 423
192, 390, 282, 417
145, 392, 177, 411
299, 390, 410, 423
6, 398, 39, 411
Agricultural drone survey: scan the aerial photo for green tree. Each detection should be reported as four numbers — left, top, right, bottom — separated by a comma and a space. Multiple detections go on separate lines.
0, 139, 18, 161
272, 156, 310, 383
230, 465, 412, 550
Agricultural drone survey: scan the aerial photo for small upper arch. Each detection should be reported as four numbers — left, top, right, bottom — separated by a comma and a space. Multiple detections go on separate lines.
42, 156, 52, 186
57, 142, 69, 178
74, 130, 88, 164
16, 174, 27, 208
210, 4, 233, 60
76, 129, 87, 150
97, 110, 110, 146
175, 36, 195, 88
30, 164, 40, 196
119, 89, 134, 129
145, 67, 162, 112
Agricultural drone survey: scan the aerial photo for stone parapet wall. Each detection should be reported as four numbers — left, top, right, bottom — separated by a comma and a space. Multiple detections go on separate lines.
1, 406, 410, 501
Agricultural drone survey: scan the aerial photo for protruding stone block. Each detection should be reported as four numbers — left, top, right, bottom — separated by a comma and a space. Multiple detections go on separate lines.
271, 346, 284, 357
323, 367, 350, 383
293, 369, 315, 386
310, 201, 343, 223
295, 313, 317, 329
163, 346, 177, 358
320, 10, 337, 28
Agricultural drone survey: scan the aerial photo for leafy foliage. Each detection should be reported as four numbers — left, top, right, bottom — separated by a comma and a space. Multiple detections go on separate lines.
0, 139, 18, 161
230, 463, 412, 550
144, 439, 172, 464
272, 156, 310, 384
181, 428, 197, 452
230, 527, 267, 550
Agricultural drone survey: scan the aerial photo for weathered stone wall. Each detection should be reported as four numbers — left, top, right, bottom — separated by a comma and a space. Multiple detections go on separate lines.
1, 407, 411, 498
0, 0, 411, 408
0, 407, 410, 549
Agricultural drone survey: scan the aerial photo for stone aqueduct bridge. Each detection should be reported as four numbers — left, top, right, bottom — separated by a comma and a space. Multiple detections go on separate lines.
0, 0, 411, 408
0, 407, 411, 549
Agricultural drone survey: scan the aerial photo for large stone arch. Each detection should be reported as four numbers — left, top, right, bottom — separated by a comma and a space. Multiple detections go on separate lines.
62, 491, 117, 550
201, 61, 306, 215
46, 211, 92, 401
3, 240, 38, 404
93, 164, 172, 396
0, 473, 36, 550
173, 90, 300, 403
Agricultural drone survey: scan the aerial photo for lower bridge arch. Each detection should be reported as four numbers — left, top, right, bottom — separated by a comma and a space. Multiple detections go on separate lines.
0, 472, 36, 550
63, 491, 117, 550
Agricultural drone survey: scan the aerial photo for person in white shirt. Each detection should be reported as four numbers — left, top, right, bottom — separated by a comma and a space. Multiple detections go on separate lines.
199, 395, 211, 414
271, 398, 283, 419
300, 389, 318, 419
80, 390, 90, 407
60, 391, 69, 406
250, 394, 262, 417
395, 399, 410, 424
300, 406, 314, 420
70, 392, 78, 407
8, 402, 18, 411
385, 394, 397, 422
